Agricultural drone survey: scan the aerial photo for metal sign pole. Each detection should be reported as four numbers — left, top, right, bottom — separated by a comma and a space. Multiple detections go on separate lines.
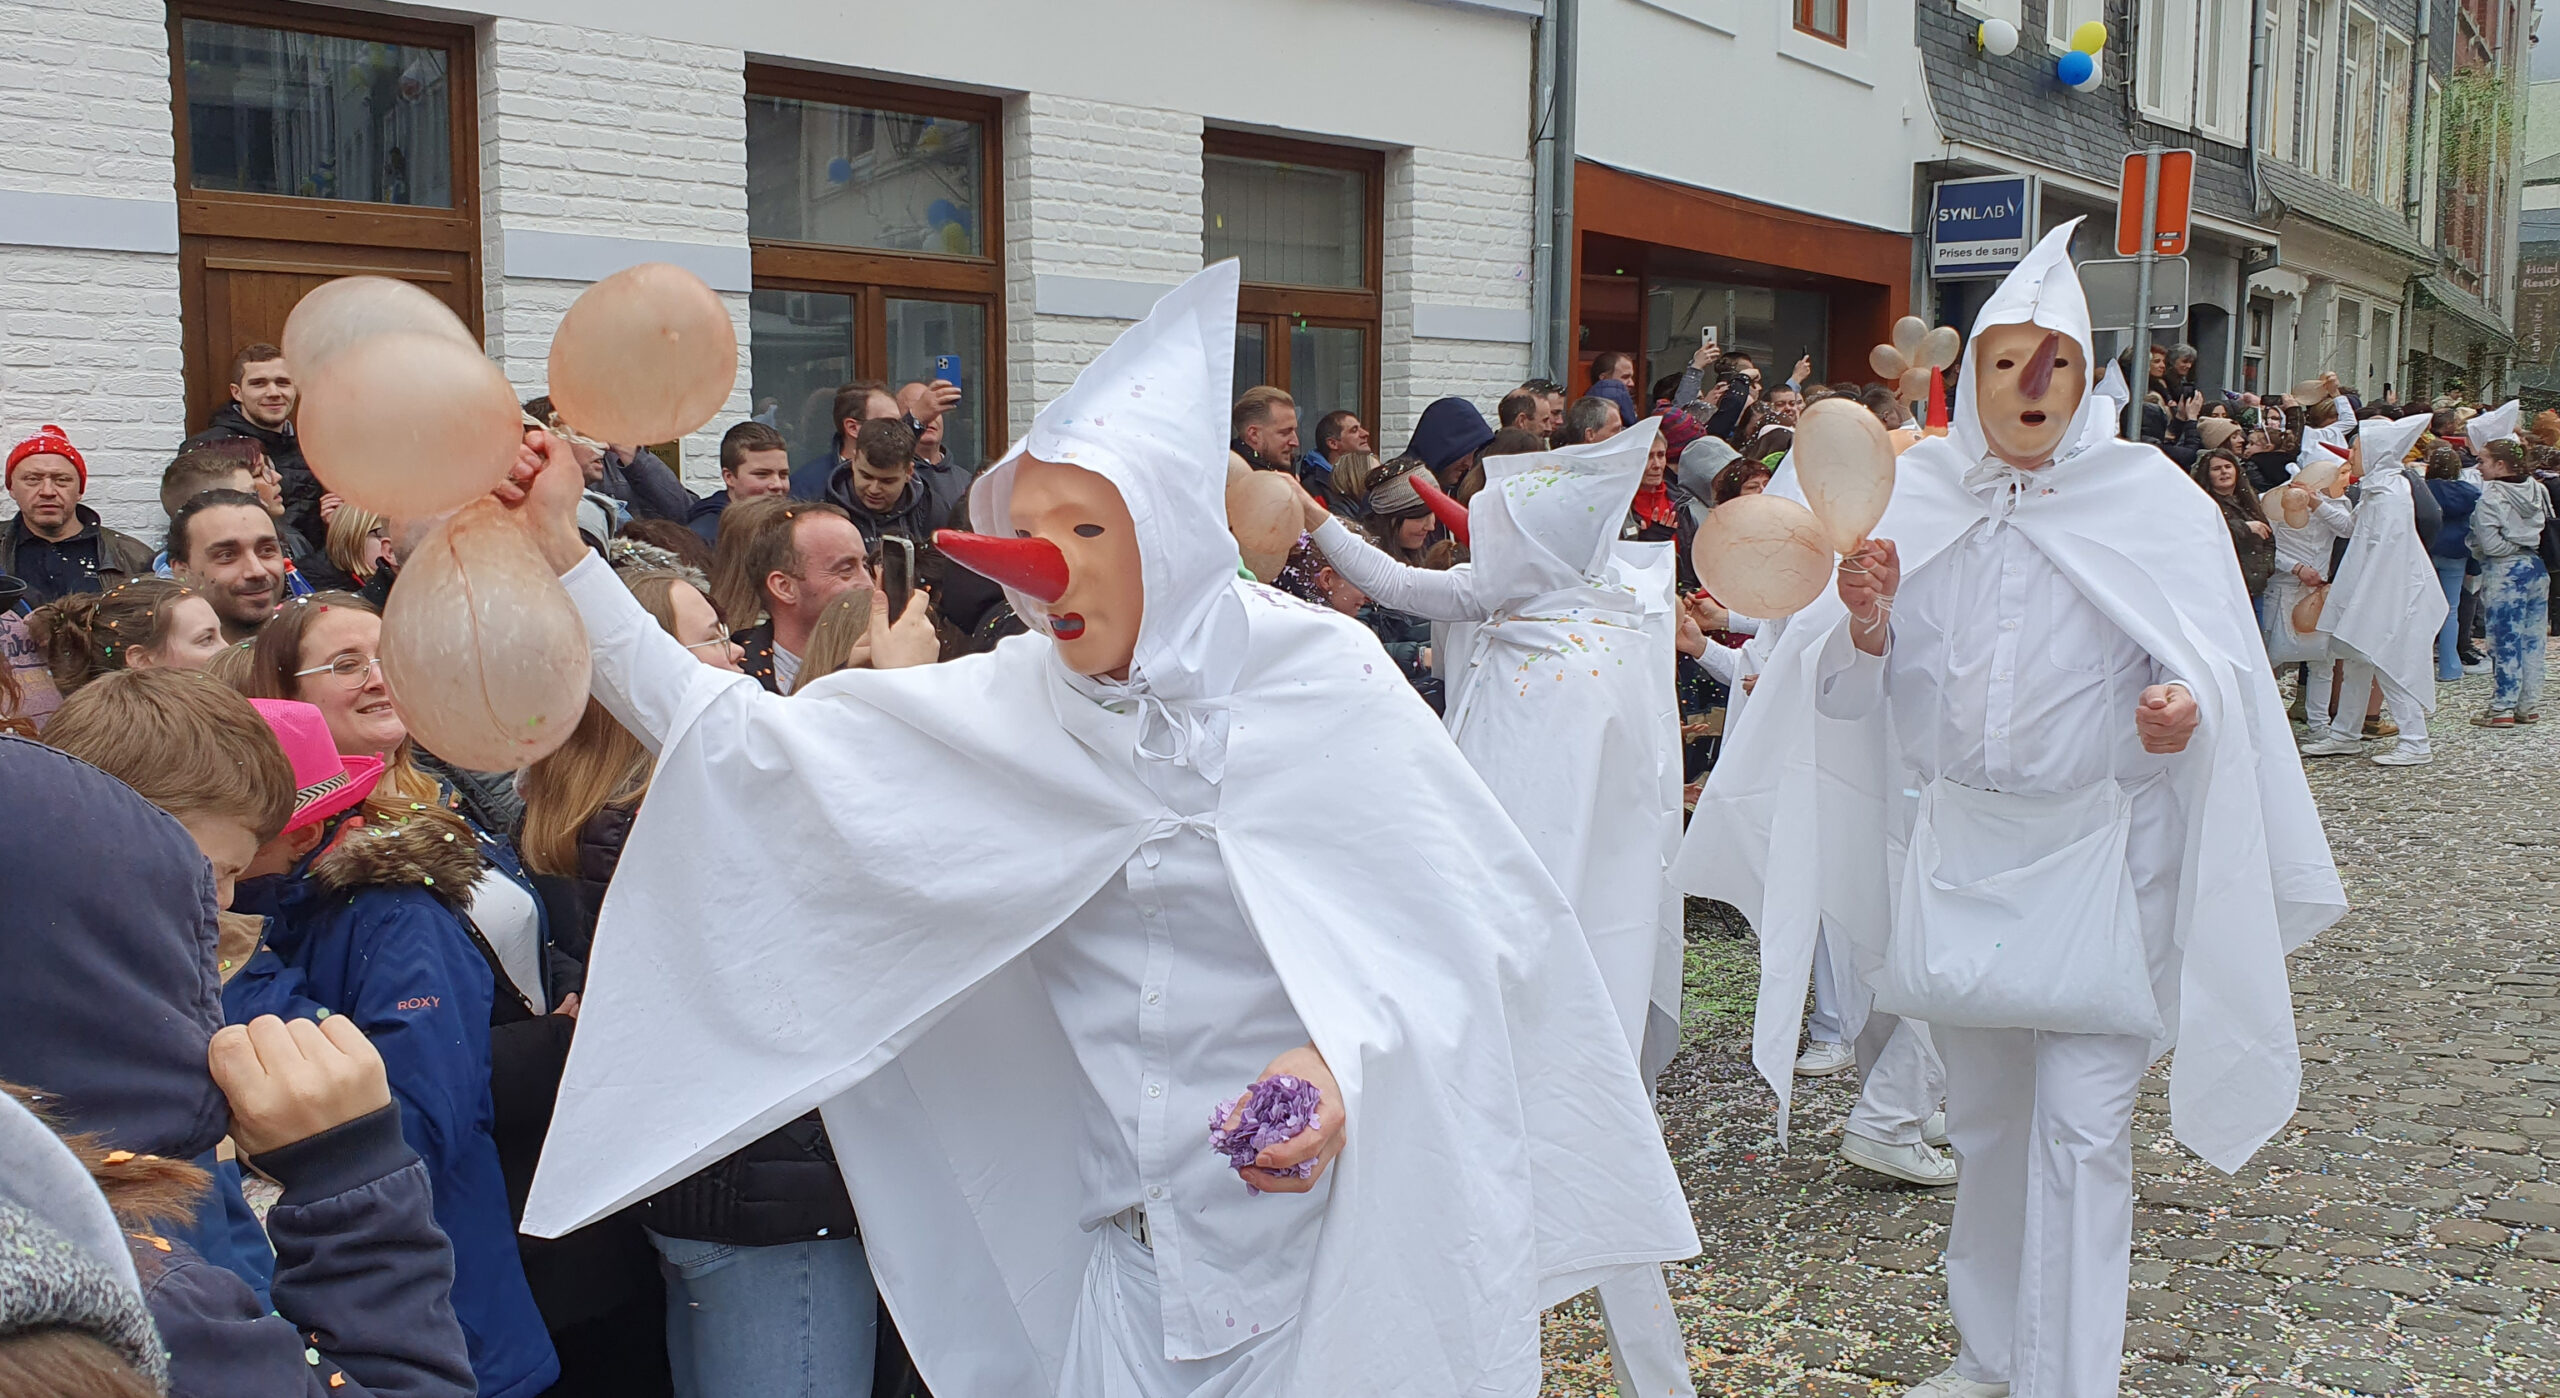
2126, 145, 2162, 441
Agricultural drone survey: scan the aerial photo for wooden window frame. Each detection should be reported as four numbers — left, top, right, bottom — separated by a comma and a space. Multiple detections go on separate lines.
1202, 129, 1384, 435
1793, 0, 1850, 46
743, 66, 1006, 445
168, 0, 481, 256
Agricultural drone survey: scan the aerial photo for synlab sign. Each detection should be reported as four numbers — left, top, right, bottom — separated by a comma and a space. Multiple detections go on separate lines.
1930, 175, 2039, 279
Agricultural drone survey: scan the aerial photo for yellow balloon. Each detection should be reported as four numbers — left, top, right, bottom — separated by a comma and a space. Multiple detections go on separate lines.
2072, 20, 2108, 52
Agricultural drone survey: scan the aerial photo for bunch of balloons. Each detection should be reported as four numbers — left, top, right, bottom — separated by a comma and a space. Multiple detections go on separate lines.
1689, 398, 1898, 619
1868, 315, 1962, 413
2057, 21, 2107, 91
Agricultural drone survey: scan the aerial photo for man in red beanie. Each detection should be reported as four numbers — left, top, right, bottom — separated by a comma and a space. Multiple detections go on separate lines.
5, 425, 152, 604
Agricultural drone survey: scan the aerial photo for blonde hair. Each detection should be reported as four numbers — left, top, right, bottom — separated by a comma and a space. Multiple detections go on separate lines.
324, 505, 387, 583
796, 586, 875, 687
1327, 450, 1379, 508
518, 570, 691, 875
44, 669, 297, 843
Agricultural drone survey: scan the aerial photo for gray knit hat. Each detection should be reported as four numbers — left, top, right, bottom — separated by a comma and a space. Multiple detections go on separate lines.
0, 1094, 167, 1390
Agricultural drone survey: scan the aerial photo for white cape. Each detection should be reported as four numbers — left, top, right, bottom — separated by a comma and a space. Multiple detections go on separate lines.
525, 263, 1695, 1397
2319, 460, 2447, 708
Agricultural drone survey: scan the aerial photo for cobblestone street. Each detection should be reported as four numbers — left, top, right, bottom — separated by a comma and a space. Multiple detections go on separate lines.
1544, 670, 2560, 1397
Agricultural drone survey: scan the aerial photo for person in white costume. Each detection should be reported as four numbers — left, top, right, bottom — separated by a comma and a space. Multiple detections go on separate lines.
2301, 412, 2444, 767
1679, 223, 2343, 1398
503, 262, 1696, 1398
2261, 466, 2356, 729
1294, 426, 1700, 1398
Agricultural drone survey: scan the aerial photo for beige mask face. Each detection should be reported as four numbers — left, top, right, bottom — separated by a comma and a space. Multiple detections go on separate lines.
1007, 457, 1146, 680
1972, 321, 2088, 468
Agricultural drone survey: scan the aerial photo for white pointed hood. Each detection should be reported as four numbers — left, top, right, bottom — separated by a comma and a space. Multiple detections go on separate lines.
1950, 218, 2103, 466
2356, 412, 2431, 477
1469, 418, 1663, 611
2465, 399, 2520, 448
968, 260, 1245, 703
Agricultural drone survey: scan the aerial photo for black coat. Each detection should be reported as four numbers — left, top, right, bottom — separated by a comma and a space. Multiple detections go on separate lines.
186, 404, 323, 547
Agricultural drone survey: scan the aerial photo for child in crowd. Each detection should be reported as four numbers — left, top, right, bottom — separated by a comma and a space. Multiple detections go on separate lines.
2468, 440, 2554, 726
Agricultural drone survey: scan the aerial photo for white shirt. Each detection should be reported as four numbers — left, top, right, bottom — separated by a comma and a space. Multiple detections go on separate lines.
1030, 669, 1325, 1361
472, 865, 546, 1014
1816, 516, 2179, 796
2272, 494, 2354, 577
1311, 518, 1481, 622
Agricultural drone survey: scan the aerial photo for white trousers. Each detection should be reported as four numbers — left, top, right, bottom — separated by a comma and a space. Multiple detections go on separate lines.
1597, 1267, 1696, 1397
1811, 930, 1947, 1147
1935, 1027, 2149, 1398
2327, 658, 2429, 753
1058, 1223, 1288, 1398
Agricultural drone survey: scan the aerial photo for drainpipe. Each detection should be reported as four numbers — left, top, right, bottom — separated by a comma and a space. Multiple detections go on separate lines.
2401, 0, 2431, 398
1527, 0, 1578, 384
1528, 0, 1560, 381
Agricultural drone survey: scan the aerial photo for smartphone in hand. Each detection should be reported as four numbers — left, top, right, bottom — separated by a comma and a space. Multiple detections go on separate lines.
932, 354, 963, 396
878, 535, 916, 626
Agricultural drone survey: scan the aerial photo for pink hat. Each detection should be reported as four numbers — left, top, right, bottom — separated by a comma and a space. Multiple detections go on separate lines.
247, 698, 385, 832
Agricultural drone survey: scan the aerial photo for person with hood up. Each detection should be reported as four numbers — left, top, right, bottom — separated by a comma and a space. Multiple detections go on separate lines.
1402, 394, 1496, 493
1680, 221, 2343, 1398
1294, 422, 1700, 1398
0, 733, 474, 1398
2302, 411, 2444, 766
502, 260, 1695, 1398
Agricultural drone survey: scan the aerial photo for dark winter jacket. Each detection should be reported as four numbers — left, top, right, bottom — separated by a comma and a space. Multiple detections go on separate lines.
734, 619, 783, 694
1294, 450, 1340, 513
5, 506, 154, 604
789, 449, 844, 503
559, 800, 863, 1247
826, 467, 943, 553
1357, 604, 1444, 713
0, 737, 472, 1398
228, 803, 561, 1398
2426, 478, 2483, 560
1404, 396, 1496, 475
688, 487, 734, 546
185, 403, 322, 545
594, 446, 696, 525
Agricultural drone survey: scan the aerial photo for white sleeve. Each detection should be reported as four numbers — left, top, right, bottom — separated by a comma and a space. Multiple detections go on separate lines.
1722, 611, 1764, 637
561, 550, 758, 755
1693, 640, 1741, 686
1813, 622, 1888, 720
1310, 517, 1486, 622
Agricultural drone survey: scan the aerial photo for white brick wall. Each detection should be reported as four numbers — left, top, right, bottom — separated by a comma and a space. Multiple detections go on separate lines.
478, 19, 750, 488
1382, 148, 1535, 453
0, 0, 186, 534
1002, 94, 1205, 441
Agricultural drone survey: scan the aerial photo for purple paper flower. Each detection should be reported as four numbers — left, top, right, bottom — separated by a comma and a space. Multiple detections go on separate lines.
1208, 1074, 1323, 1194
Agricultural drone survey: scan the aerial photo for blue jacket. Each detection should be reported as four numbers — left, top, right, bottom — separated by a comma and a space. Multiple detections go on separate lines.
0, 736, 471, 1398
2427, 477, 2483, 560
790, 448, 844, 502
230, 800, 560, 1398
688, 487, 733, 546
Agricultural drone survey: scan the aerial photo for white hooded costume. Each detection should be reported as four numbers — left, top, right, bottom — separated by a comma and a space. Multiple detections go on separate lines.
1676, 222, 2342, 1397
2311, 411, 2445, 753
522, 262, 1696, 1398
1305, 427, 1697, 1397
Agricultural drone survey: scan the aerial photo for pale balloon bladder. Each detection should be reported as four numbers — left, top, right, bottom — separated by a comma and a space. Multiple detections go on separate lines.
1692, 494, 1834, 618
1226, 469, 1303, 583
380, 499, 593, 772
1870, 344, 1909, 381
548, 262, 737, 446
1918, 326, 1962, 370
1792, 399, 1897, 555
281, 276, 475, 381
2294, 459, 2342, 495
298, 330, 526, 519
2278, 486, 2313, 530
1892, 316, 1928, 357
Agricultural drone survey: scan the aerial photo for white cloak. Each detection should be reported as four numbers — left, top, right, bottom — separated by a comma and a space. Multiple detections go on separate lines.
2318, 462, 2448, 709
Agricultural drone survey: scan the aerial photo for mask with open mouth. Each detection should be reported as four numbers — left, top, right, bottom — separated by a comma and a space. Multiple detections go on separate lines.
1974, 322, 2086, 469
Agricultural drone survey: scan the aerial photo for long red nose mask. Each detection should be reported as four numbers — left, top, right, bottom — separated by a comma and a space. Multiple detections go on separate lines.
1409, 472, 1472, 546
934, 530, 1070, 604
2018, 331, 2062, 401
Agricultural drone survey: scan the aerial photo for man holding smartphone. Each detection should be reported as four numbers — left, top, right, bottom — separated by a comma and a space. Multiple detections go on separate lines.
896, 376, 970, 526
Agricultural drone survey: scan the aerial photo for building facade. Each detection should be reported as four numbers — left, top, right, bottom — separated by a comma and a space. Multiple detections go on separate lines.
1, 0, 1545, 532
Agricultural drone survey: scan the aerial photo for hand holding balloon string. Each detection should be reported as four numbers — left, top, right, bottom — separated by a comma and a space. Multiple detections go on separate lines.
1836, 537, 1900, 656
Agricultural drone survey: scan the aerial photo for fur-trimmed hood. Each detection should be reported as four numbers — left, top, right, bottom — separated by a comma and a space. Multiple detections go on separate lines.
309, 801, 484, 906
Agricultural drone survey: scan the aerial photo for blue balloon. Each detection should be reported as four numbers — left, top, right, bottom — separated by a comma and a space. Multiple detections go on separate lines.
2056, 50, 2095, 87
826, 157, 853, 184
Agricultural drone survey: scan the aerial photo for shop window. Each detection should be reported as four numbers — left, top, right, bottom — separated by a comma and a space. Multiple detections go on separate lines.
1203, 132, 1381, 440
744, 69, 1001, 470
1795, 0, 1848, 44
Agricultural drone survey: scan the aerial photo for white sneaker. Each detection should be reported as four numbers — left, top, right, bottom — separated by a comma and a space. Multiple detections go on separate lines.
1921, 1110, 1949, 1147
1900, 1368, 2010, 1398
2371, 745, 2433, 766
1841, 1131, 1960, 1185
2299, 733, 2365, 756
1795, 1040, 1855, 1077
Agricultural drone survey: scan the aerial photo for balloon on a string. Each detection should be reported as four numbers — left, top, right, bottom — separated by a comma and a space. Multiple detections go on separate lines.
2069, 52, 2105, 92
1898, 365, 1933, 404
2290, 584, 2328, 635
1691, 494, 1833, 619
1870, 343, 1909, 382
298, 331, 525, 519
281, 276, 475, 380
1226, 469, 1302, 583
547, 263, 737, 446
1918, 326, 1962, 370
1977, 18, 2020, 55
1892, 316, 1928, 357
2057, 49, 2096, 87
1792, 399, 1897, 555
2071, 19, 2109, 52
380, 499, 592, 772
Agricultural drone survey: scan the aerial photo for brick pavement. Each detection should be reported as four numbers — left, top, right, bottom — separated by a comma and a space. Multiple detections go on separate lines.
1545, 669, 2560, 1396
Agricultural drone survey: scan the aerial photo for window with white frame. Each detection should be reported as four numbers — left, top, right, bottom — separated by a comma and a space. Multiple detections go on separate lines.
2369, 306, 2396, 393
2306, 0, 2338, 178
2345, 11, 2378, 194
2262, 1, 2297, 159
2245, 297, 2273, 394
2335, 296, 2365, 382
2380, 34, 2410, 207
2046, 0, 2101, 48
2196, 0, 2249, 142
2136, 0, 2200, 127
2419, 75, 2441, 245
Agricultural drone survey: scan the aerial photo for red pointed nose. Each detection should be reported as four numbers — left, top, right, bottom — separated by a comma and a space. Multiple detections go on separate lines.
2321, 442, 2352, 459
1409, 471, 1471, 546
2018, 330, 2062, 401
934, 530, 1070, 604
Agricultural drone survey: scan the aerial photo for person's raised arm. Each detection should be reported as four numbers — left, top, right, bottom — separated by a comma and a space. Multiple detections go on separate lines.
1291, 480, 1484, 622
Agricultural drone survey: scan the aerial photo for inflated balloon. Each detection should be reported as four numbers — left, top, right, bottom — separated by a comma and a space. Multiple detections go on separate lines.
2290, 583, 2328, 635
1793, 399, 1897, 555
2071, 19, 2109, 51
1691, 494, 1833, 619
1919, 326, 1962, 370
1892, 316, 1928, 357
1978, 18, 2020, 55
2070, 53, 2105, 92
2294, 459, 2342, 495
1869, 344, 1909, 381
2290, 379, 2328, 404
1899, 366, 1933, 403
281, 276, 475, 380
1226, 469, 1303, 583
547, 262, 737, 446
380, 499, 592, 772
2277, 485, 2313, 530
2057, 49, 2095, 87
1226, 451, 1254, 488
298, 331, 525, 519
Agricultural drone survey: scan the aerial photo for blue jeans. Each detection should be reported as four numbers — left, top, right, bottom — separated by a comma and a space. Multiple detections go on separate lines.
2483, 554, 2551, 716
2434, 556, 2468, 681
649, 1232, 877, 1398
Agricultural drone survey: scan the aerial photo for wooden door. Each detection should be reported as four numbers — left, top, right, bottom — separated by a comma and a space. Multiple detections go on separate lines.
179, 239, 476, 432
